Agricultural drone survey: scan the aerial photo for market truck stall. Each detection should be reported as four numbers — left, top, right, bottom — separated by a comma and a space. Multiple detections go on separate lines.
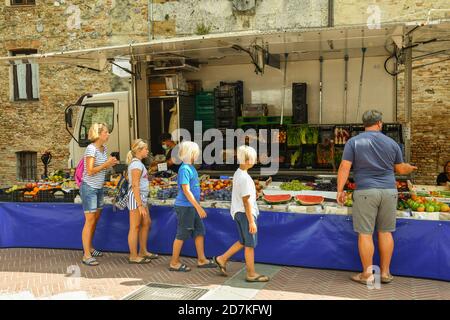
1, 23, 450, 281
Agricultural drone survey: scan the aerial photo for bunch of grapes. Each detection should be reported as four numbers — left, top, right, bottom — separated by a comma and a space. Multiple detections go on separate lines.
157, 187, 178, 200
205, 189, 232, 201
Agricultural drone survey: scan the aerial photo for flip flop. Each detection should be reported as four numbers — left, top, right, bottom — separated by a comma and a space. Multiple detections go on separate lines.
350, 273, 375, 285
142, 253, 159, 260
169, 264, 191, 272
213, 256, 228, 276
246, 275, 270, 283
197, 259, 217, 269
82, 257, 99, 266
381, 274, 394, 284
129, 257, 151, 264
91, 249, 103, 257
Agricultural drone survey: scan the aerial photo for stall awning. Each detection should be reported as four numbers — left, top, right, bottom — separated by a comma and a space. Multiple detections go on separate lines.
0, 23, 448, 70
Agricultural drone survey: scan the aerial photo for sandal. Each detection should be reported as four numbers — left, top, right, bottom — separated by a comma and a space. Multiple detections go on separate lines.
129, 257, 151, 264
169, 264, 191, 272
142, 253, 159, 260
91, 249, 103, 257
213, 256, 228, 276
82, 257, 99, 266
246, 275, 270, 283
350, 273, 375, 285
381, 274, 394, 284
197, 259, 217, 269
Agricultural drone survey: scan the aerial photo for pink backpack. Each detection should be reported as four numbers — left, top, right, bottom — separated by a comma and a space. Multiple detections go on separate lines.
75, 158, 85, 187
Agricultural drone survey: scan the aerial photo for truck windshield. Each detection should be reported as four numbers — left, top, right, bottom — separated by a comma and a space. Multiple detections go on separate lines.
79, 103, 114, 146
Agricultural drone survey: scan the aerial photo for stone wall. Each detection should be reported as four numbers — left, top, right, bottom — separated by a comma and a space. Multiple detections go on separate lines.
149, 0, 328, 37
0, 1, 148, 187
334, 0, 450, 26
397, 57, 450, 185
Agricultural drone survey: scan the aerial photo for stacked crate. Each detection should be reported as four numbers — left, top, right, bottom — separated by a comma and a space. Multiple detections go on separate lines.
214, 81, 243, 130
195, 92, 215, 132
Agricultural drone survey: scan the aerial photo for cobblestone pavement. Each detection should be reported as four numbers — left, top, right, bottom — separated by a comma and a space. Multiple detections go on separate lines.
0, 248, 449, 300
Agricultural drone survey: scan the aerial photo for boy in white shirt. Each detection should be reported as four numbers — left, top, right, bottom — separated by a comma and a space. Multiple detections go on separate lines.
213, 145, 269, 282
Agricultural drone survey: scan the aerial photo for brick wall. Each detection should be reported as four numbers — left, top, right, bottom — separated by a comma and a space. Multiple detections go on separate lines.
397, 57, 450, 184
0, 1, 148, 187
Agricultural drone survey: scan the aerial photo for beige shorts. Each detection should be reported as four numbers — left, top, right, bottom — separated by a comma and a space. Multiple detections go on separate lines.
352, 189, 398, 234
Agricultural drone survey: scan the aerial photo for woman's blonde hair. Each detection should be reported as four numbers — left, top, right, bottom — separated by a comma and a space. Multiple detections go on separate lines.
178, 141, 200, 164
237, 145, 257, 165
88, 123, 109, 142
126, 139, 149, 164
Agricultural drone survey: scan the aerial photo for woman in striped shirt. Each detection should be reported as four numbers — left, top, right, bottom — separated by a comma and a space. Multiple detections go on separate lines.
127, 139, 159, 264
81, 123, 119, 266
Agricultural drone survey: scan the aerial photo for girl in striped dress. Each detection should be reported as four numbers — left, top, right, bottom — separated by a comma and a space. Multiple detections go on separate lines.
127, 139, 159, 264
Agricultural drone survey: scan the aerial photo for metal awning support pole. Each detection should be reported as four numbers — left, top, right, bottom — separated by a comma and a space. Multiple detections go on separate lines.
319, 56, 324, 124
356, 47, 366, 122
280, 53, 288, 125
404, 35, 413, 163
343, 54, 349, 124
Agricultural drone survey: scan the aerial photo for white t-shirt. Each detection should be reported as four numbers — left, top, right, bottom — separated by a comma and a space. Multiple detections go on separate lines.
128, 158, 149, 195
230, 168, 259, 219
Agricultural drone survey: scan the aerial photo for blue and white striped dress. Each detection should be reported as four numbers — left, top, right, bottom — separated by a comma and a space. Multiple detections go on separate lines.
83, 144, 108, 189
127, 158, 150, 210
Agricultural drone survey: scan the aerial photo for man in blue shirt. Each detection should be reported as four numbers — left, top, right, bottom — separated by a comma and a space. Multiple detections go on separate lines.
337, 110, 417, 285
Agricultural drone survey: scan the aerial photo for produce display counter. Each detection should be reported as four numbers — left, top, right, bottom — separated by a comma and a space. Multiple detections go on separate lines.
0, 202, 449, 282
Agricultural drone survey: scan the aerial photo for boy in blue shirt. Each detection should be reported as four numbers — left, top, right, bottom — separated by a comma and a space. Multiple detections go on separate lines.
169, 141, 217, 272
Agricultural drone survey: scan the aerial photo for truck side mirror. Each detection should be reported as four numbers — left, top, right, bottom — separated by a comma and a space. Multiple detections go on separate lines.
65, 107, 73, 128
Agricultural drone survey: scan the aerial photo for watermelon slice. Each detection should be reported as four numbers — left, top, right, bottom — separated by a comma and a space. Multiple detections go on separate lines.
263, 194, 292, 204
295, 195, 324, 205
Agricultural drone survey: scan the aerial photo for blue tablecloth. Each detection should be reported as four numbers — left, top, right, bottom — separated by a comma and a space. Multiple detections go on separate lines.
0, 203, 449, 281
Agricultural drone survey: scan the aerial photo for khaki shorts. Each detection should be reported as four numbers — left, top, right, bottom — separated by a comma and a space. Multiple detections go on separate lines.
352, 189, 398, 234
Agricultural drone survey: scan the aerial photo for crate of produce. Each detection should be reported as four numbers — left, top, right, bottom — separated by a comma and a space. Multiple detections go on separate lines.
63, 190, 79, 203
12, 189, 26, 202
23, 188, 39, 202
0, 189, 13, 202
301, 149, 316, 168
38, 189, 56, 202
334, 126, 351, 145
53, 190, 66, 203
287, 125, 319, 146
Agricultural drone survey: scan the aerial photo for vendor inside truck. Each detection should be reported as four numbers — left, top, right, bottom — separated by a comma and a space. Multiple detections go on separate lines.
150, 133, 180, 174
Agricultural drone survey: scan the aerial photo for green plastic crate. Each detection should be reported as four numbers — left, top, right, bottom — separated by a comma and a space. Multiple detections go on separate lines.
195, 109, 215, 118
195, 92, 214, 106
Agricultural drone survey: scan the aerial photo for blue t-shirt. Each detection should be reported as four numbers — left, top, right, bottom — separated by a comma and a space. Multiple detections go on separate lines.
342, 131, 403, 190
175, 163, 201, 207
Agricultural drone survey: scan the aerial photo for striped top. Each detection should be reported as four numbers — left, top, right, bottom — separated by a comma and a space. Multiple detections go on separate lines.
83, 144, 108, 189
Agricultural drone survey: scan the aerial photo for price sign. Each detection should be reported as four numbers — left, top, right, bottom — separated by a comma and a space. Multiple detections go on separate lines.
157, 163, 168, 172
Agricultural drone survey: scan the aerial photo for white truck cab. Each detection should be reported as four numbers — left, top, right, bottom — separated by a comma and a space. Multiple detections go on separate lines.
65, 91, 134, 168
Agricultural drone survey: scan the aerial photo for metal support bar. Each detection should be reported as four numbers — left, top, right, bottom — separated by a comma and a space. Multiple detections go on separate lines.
356, 47, 366, 122
343, 54, 349, 124
404, 35, 413, 163
109, 60, 136, 77
328, 0, 334, 27
319, 56, 324, 124
280, 53, 288, 125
